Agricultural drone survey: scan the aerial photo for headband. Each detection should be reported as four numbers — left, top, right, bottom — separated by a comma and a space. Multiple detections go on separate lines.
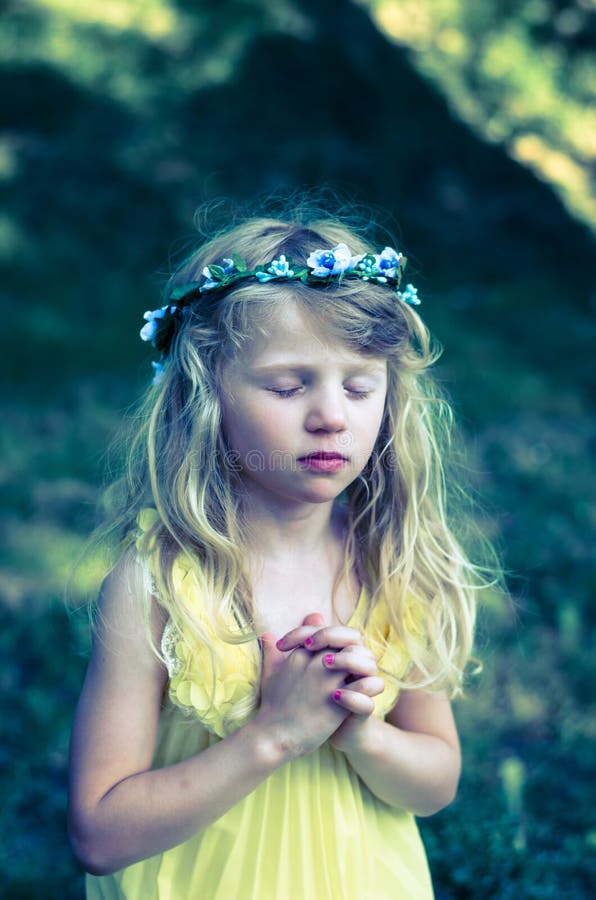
140, 242, 420, 380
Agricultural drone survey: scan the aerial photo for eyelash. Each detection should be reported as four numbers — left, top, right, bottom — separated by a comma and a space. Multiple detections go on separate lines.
271, 387, 371, 400
272, 388, 300, 398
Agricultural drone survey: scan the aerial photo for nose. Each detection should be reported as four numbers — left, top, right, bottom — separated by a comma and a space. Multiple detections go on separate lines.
304, 385, 348, 433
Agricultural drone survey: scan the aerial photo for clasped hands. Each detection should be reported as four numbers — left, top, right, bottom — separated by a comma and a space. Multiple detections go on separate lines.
258, 613, 385, 757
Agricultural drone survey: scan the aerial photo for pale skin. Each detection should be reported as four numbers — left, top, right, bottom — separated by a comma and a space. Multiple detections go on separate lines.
68, 304, 461, 876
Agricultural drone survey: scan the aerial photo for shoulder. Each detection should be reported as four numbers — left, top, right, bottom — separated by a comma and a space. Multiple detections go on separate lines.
92, 548, 167, 669
74, 550, 168, 760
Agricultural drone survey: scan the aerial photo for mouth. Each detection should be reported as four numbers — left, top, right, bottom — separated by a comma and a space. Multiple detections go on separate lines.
298, 452, 348, 461
297, 452, 349, 473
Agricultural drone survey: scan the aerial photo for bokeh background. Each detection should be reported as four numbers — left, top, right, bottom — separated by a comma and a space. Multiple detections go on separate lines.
1, 1, 595, 897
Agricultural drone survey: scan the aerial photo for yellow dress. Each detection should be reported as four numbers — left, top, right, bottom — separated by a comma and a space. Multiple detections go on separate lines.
87, 511, 434, 900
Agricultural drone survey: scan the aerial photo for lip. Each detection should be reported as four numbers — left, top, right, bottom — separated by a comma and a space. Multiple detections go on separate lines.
298, 452, 349, 473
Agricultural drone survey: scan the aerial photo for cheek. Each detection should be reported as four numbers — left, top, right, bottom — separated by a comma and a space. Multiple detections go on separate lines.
366, 397, 387, 441
223, 401, 286, 455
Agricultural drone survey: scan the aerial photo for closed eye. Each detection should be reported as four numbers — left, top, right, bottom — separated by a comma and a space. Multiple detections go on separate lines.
269, 386, 372, 399
347, 388, 371, 399
269, 387, 302, 398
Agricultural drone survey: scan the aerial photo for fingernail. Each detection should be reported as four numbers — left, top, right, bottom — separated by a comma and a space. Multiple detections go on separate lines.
333, 690, 342, 701
276, 638, 285, 649
324, 654, 334, 666
304, 637, 313, 647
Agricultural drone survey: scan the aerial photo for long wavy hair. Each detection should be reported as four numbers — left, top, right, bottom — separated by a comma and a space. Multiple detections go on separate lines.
101, 203, 496, 718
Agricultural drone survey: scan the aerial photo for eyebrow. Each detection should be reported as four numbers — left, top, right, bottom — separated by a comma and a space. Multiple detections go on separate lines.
251, 362, 386, 377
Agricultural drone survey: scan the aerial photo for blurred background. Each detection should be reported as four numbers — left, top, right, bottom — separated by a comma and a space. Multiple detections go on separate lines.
1, 0, 595, 897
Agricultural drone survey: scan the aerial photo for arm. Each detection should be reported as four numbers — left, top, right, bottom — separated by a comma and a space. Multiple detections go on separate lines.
329, 689, 461, 817
68, 559, 353, 875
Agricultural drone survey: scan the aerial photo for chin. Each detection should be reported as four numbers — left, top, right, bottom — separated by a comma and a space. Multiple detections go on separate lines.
294, 484, 347, 505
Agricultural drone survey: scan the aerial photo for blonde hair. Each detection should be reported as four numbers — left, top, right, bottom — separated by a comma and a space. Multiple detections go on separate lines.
102, 203, 497, 720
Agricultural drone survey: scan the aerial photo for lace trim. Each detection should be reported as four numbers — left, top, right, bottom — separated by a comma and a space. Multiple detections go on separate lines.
134, 544, 161, 599
161, 619, 182, 679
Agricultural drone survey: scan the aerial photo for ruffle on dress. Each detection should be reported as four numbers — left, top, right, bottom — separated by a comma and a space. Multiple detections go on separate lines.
134, 508, 259, 738
161, 618, 260, 738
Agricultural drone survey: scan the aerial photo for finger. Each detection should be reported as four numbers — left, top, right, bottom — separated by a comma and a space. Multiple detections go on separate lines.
276, 624, 331, 650
331, 687, 376, 717
260, 632, 286, 679
276, 626, 320, 651
302, 612, 326, 628
278, 624, 364, 652
322, 646, 378, 678
274, 613, 326, 652
303, 625, 364, 652
341, 675, 385, 698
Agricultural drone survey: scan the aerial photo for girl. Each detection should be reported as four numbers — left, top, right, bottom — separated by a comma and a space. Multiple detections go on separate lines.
69, 207, 488, 899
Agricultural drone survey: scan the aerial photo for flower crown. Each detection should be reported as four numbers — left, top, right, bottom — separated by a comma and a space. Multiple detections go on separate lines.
140, 242, 420, 379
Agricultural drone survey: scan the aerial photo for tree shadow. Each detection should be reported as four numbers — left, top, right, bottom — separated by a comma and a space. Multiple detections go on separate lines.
177, 0, 594, 284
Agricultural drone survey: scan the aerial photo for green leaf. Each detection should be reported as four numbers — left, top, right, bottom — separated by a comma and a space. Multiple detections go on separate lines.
231, 254, 247, 272
169, 282, 200, 302
208, 264, 226, 279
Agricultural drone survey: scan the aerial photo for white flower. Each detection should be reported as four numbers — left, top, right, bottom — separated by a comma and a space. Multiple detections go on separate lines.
140, 306, 170, 342
306, 243, 352, 276
201, 266, 219, 291
378, 247, 403, 279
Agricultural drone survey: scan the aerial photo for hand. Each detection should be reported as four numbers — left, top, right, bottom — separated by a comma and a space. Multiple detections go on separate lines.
277, 619, 385, 722
256, 618, 351, 759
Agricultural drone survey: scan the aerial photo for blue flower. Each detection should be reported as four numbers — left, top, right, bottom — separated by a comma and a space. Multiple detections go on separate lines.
255, 254, 295, 282
306, 243, 352, 276
378, 247, 403, 279
140, 306, 174, 342
399, 283, 420, 306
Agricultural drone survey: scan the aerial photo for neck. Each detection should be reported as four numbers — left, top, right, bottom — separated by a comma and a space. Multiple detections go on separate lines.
241, 495, 346, 564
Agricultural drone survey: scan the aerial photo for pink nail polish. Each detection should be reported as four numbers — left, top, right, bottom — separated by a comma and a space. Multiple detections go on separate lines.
324, 654, 334, 666
333, 689, 342, 701
276, 638, 285, 649
304, 637, 313, 647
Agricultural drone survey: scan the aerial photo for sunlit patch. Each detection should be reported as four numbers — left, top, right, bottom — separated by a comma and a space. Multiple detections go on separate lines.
30, 0, 176, 39
362, 0, 596, 235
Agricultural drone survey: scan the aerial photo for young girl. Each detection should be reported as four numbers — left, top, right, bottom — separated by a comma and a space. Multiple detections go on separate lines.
69, 207, 487, 899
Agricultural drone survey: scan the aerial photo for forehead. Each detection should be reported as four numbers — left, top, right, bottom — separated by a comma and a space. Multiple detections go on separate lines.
230, 301, 385, 371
